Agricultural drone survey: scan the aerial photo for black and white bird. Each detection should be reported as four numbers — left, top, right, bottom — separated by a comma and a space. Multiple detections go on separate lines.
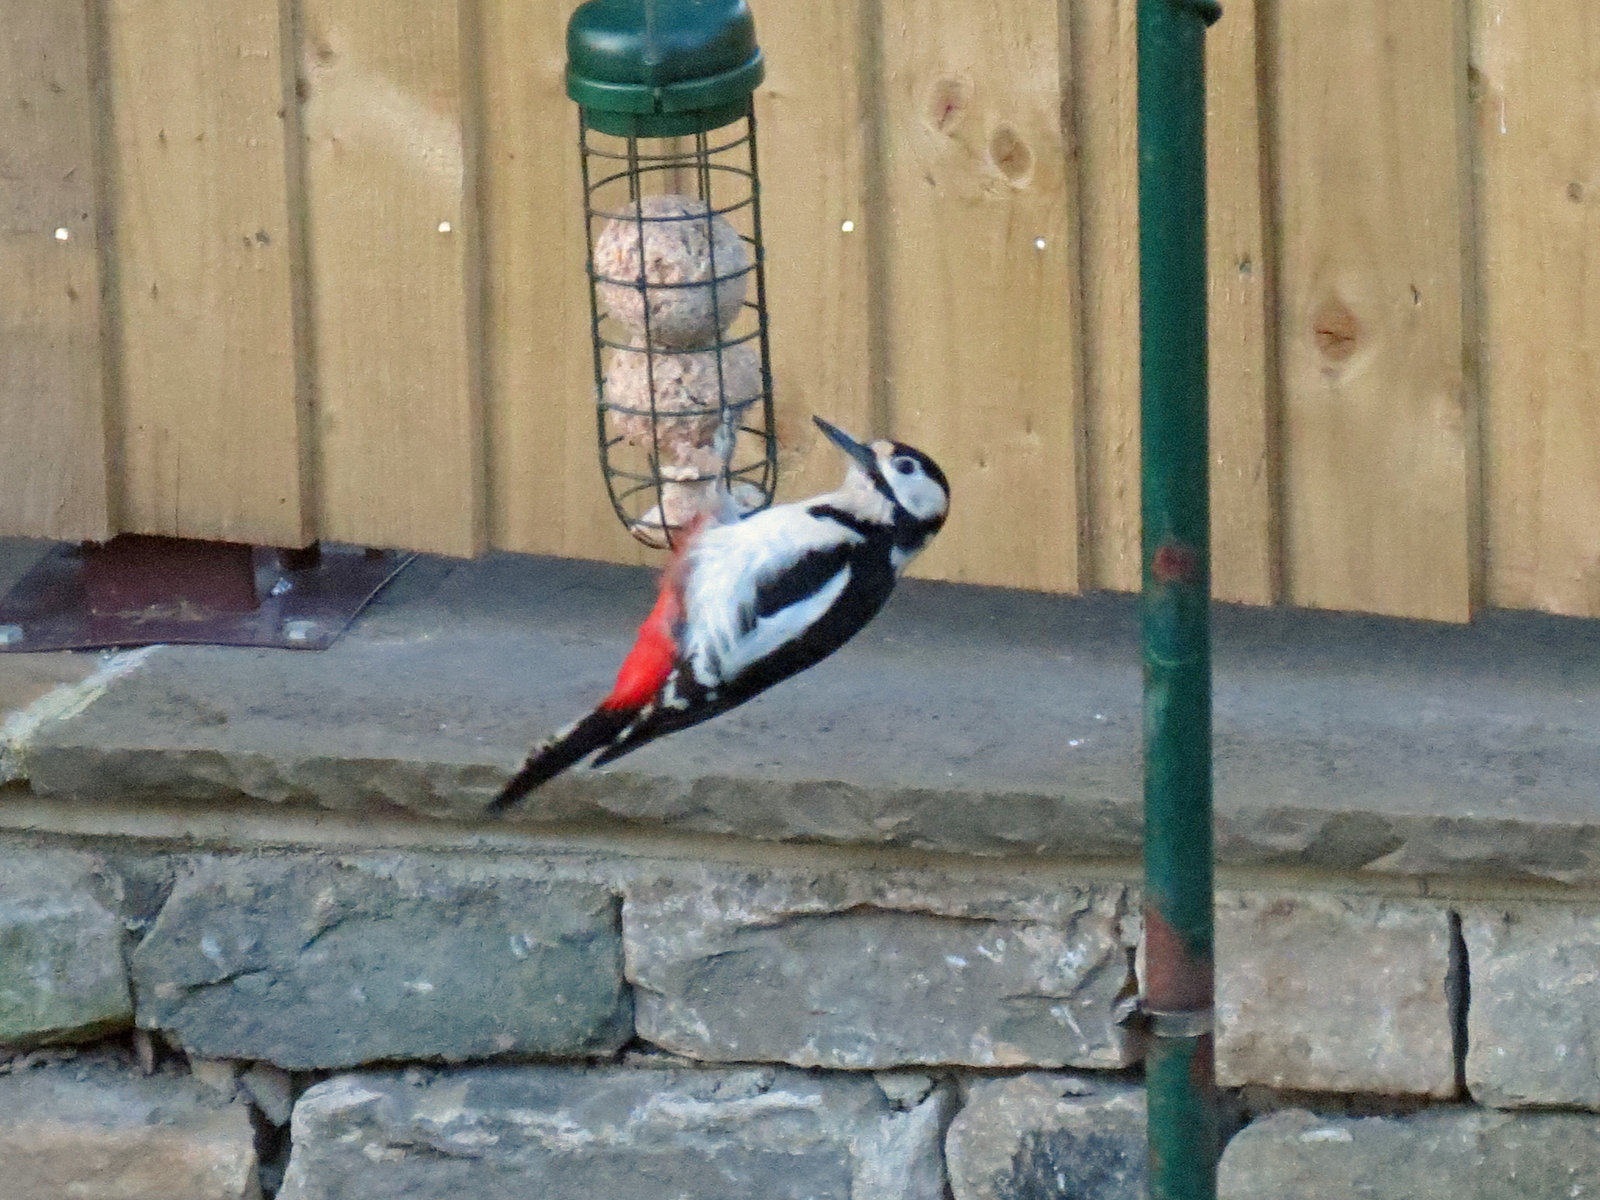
490, 416, 950, 811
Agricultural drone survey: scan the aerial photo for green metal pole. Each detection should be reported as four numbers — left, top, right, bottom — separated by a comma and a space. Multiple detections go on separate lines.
1138, 0, 1220, 1197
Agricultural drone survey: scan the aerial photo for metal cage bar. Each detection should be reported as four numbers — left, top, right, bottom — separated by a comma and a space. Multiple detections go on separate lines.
578, 104, 779, 549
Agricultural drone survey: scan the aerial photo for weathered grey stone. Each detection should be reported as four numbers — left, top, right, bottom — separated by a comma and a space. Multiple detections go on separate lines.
12, 548, 1600, 888
0, 1058, 260, 1200
0, 636, 106, 784
1463, 904, 1600, 1109
1215, 892, 1454, 1096
279, 1064, 951, 1200
241, 1062, 294, 1126
133, 854, 630, 1069
188, 1056, 242, 1100
860, 1073, 958, 1200
625, 867, 1137, 1069
1218, 1107, 1600, 1200
0, 847, 131, 1045
946, 1074, 1145, 1200
876, 1070, 939, 1109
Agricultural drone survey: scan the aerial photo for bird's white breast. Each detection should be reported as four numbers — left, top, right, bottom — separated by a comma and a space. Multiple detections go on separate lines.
681, 499, 863, 683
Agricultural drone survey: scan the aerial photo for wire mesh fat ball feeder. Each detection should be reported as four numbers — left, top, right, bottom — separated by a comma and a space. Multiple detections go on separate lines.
568, 0, 777, 549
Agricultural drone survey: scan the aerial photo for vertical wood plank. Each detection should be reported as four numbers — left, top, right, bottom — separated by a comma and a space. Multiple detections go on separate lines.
1206, 0, 1278, 606
0, 0, 112, 541
876, 0, 1082, 592
105, 0, 308, 545
478, 0, 643, 563
1072, 0, 1141, 593
299, 0, 484, 555
1270, 0, 1473, 620
755, 0, 875, 507
1474, 0, 1600, 616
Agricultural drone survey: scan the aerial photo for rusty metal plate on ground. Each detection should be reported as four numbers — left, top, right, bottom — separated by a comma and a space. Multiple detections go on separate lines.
0, 539, 414, 652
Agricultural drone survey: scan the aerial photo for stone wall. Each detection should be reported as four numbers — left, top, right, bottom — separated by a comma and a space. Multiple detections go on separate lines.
4, 832, 1599, 1198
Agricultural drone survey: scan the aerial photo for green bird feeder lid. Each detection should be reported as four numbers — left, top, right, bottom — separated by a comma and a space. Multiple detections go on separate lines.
567, 0, 764, 137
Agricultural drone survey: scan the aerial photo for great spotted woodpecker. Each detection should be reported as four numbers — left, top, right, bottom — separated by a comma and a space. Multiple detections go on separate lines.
490, 417, 950, 811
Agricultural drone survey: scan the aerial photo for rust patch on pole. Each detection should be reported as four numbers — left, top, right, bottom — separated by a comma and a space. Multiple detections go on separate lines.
1142, 904, 1214, 1014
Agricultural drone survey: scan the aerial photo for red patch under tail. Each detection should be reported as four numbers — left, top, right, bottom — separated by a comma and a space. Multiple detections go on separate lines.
601, 528, 699, 712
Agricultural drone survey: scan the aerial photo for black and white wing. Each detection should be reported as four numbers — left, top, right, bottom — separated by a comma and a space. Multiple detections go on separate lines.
589, 501, 896, 766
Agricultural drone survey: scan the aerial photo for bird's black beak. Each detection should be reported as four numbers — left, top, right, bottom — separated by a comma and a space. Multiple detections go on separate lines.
813, 416, 878, 474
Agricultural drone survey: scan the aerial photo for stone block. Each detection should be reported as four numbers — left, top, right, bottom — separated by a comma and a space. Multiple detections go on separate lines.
1463, 904, 1600, 1109
861, 1073, 957, 1200
187, 1056, 241, 1100
0, 1058, 259, 1200
0, 847, 131, 1045
946, 1074, 1146, 1200
240, 1062, 294, 1126
279, 1064, 952, 1200
132, 854, 630, 1069
1219, 1107, 1600, 1200
625, 867, 1137, 1069
0, 650, 104, 784
1215, 892, 1454, 1096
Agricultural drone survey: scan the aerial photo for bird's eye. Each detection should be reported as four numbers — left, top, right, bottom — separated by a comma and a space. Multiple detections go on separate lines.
893, 456, 917, 475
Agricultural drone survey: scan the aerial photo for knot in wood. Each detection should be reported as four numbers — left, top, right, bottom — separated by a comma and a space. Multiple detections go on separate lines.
988, 125, 1034, 187
1311, 296, 1361, 363
926, 77, 971, 134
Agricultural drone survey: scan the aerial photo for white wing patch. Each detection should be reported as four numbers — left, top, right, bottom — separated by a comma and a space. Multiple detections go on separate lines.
681, 500, 862, 685
714, 566, 850, 680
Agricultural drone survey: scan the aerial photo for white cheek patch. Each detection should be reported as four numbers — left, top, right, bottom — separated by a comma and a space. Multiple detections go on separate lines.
894, 473, 948, 522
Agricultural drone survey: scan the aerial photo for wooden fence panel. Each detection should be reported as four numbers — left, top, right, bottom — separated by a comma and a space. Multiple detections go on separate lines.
877, 0, 1083, 592
0, 0, 112, 542
104, 0, 308, 545
9, 0, 1600, 622
1270, 0, 1474, 621
1206, 0, 1278, 607
1072, 0, 1141, 594
478, 0, 644, 565
1475, 0, 1600, 616
752, 0, 876, 509
299, 0, 484, 556
1072, 0, 1280, 604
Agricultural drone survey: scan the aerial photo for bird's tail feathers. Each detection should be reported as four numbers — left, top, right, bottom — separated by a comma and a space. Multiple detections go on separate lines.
489, 706, 635, 813
588, 688, 737, 769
